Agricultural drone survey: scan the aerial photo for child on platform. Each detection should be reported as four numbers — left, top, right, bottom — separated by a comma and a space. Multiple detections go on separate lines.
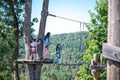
56, 43, 62, 64
30, 38, 41, 60
44, 32, 51, 58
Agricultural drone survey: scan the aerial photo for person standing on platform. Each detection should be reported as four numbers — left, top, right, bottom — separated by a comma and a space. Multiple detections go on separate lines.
44, 32, 51, 59
30, 38, 41, 60
56, 43, 62, 64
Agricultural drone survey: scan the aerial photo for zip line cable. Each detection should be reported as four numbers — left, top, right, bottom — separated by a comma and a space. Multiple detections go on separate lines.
48, 13, 89, 24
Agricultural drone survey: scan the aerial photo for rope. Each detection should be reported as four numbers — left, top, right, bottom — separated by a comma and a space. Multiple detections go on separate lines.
48, 13, 89, 24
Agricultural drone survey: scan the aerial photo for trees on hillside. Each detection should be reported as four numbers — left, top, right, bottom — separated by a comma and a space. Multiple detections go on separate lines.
75, 0, 108, 80
0, 0, 25, 79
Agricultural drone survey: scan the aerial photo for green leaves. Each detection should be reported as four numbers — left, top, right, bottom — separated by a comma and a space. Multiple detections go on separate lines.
0, 0, 25, 79
0, 27, 15, 79
32, 18, 38, 23
75, 0, 108, 80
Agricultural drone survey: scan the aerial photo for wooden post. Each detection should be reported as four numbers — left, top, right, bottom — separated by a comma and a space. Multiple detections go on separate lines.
105, 0, 120, 80
90, 54, 107, 80
37, 0, 49, 59
93, 54, 100, 80
91, 54, 100, 80
100, 54, 103, 65
13, 61, 18, 80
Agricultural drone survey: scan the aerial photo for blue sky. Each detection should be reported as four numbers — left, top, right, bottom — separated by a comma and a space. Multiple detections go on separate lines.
32, 0, 96, 35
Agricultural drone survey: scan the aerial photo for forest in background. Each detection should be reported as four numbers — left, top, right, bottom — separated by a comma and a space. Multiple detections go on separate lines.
19, 31, 89, 80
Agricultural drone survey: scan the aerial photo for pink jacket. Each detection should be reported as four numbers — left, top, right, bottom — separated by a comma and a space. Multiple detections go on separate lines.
30, 41, 41, 47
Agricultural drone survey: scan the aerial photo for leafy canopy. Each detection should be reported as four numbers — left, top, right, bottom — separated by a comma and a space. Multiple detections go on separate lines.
75, 0, 108, 80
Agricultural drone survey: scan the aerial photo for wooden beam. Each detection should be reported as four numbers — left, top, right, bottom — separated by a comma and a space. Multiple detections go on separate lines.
102, 43, 120, 62
90, 65, 107, 71
14, 59, 54, 64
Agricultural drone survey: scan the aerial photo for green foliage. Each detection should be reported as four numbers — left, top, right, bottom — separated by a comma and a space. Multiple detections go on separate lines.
31, 18, 39, 33
50, 32, 88, 54
0, 0, 25, 79
0, 0, 38, 79
0, 25, 16, 80
41, 65, 75, 80
75, 65, 92, 80
18, 32, 89, 80
75, 0, 108, 80
32, 18, 39, 23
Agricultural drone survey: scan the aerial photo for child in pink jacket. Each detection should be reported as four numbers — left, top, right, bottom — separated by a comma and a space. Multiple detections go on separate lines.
30, 38, 41, 60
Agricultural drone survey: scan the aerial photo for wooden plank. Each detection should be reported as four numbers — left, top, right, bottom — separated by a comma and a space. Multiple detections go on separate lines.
102, 43, 120, 62
90, 65, 107, 71
14, 59, 55, 64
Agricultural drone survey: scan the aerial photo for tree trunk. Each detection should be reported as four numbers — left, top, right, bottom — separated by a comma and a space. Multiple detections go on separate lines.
24, 0, 32, 60
37, 0, 49, 59
107, 0, 120, 80
24, 0, 32, 80
36, 0, 49, 80
24, 0, 49, 80
8, 1, 19, 80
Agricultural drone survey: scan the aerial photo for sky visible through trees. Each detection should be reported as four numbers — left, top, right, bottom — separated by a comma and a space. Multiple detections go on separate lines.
32, 0, 96, 35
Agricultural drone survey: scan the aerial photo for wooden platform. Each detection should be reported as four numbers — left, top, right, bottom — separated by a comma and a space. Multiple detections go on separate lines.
14, 59, 90, 66
14, 59, 55, 64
